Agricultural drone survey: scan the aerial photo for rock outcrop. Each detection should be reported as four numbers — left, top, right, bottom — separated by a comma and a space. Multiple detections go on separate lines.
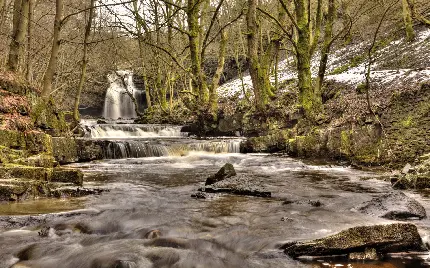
283, 223, 426, 258
392, 155, 430, 189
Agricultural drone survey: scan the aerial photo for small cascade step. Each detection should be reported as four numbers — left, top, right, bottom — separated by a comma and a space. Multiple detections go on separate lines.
102, 139, 242, 159
80, 119, 244, 160
83, 123, 186, 139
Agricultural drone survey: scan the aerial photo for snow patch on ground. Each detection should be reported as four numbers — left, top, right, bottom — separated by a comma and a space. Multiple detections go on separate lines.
218, 28, 430, 99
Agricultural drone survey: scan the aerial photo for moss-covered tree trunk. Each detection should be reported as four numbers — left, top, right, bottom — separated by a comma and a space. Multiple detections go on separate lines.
209, 30, 227, 113
7, 0, 29, 72
295, 0, 315, 113
187, 0, 208, 105
315, 0, 336, 96
402, 0, 415, 41
407, 0, 430, 27
73, 0, 95, 122
41, 0, 63, 98
247, 0, 270, 111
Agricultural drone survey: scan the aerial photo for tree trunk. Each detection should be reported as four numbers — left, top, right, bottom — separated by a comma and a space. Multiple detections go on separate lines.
133, 0, 151, 109
73, 0, 95, 122
25, 0, 33, 81
160, 72, 168, 111
402, 0, 415, 41
7, 0, 29, 72
247, 0, 269, 110
41, 0, 63, 98
295, 0, 315, 113
138, 38, 151, 109
187, 0, 208, 104
406, 0, 430, 27
315, 0, 336, 96
209, 30, 227, 113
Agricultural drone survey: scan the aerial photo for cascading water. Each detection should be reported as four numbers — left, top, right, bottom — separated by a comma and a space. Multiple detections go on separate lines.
103, 71, 141, 120
84, 123, 186, 139
80, 120, 243, 159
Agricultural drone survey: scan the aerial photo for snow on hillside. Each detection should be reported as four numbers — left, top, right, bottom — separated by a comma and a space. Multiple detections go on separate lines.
218, 28, 430, 99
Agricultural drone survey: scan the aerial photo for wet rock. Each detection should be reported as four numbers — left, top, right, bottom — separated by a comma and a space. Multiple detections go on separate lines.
282, 199, 323, 207
51, 187, 106, 198
283, 223, 426, 258
191, 192, 209, 199
205, 163, 236, 185
357, 192, 426, 220
201, 175, 271, 198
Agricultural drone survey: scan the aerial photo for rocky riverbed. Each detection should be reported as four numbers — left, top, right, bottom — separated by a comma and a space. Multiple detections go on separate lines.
1, 153, 430, 267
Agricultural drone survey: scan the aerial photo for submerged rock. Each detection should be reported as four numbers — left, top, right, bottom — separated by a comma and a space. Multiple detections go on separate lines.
205, 163, 236, 185
283, 223, 426, 258
357, 192, 426, 220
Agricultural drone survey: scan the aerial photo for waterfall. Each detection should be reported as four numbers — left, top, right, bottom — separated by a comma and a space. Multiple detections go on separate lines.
83, 123, 187, 139
102, 140, 242, 159
103, 71, 140, 120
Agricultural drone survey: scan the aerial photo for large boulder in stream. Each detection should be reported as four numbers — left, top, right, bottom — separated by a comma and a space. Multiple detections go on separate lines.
200, 175, 271, 197
357, 192, 426, 220
205, 163, 236, 185
195, 163, 271, 198
283, 223, 426, 259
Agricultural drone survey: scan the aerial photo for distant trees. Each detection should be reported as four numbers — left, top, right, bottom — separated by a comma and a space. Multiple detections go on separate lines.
0, 0, 429, 120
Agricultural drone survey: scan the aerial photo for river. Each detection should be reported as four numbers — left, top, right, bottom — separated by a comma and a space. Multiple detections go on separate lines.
0, 122, 429, 267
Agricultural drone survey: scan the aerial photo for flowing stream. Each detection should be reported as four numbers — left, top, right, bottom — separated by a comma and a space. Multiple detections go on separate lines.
1, 74, 430, 267
0, 122, 430, 267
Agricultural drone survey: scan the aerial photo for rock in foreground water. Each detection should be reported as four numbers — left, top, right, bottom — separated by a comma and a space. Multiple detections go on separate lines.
201, 175, 271, 197
283, 223, 426, 258
205, 163, 236, 185
357, 192, 426, 220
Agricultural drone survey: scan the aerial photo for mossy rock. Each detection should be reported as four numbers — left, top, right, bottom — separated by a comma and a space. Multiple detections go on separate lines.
24, 131, 52, 154
0, 165, 52, 181
13, 154, 57, 168
242, 130, 291, 153
51, 168, 83, 186
52, 137, 78, 164
31, 98, 69, 136
0, 129, 25, 149
284, 223, 425, 258
0, 146, 27, 164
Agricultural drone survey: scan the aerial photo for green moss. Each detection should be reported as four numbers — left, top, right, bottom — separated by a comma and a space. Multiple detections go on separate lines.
0, 145, 27, 163
340, 130, 352, 155
356, 83, 367, 94
31, 98, 69, 135
329, 55, 366, 75
400, 115, 415, 128
0, 129, 25, 149
330, 65, 350, 75
0, 165, 53, 181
